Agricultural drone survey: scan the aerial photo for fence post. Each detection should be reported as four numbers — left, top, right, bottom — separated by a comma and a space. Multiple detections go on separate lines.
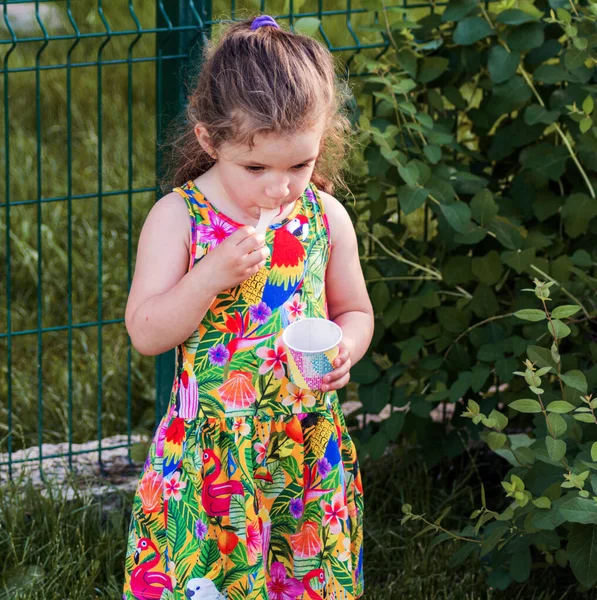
155, 1, 212, 426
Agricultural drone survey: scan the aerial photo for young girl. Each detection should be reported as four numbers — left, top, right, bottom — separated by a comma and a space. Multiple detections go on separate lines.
123, 15, 373, 600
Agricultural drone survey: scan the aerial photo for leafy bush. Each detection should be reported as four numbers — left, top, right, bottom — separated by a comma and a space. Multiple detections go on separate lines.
347, 0, 597, 461
343, 0, 597, 591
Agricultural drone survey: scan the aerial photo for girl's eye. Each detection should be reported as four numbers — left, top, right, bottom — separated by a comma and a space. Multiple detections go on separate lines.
244, 163, 310, 173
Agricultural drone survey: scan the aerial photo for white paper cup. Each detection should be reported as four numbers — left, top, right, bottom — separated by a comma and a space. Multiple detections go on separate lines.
282, 318, 343, 390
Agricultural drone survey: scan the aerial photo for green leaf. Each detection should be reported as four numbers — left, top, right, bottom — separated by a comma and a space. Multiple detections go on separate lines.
546, 401, 575, 413
528, 345, 558, 370
546, 437, 566, 462
449, 371, 472, 403
472, 251, 503, 285
371, 281, 391, 312
489, 409, 508, 431
533, 496, 552, 509
561, 370, 588, 393
551, 305, 581, 319
547, 413, 567, 437
533, 64, 569, 84
488, 76, 532, 116
565, 47, 588, 71
562, 193, 597, 238
496, 9, 537, 25
510, 399, 542, 413
293, 17, 321, 37
520, 144, 569, 181
514, 309, 545, 322
524, 105, 560, 126
560, 498, 597, 524
502, 248, 536, 274
575, 413, 596, 424
510, 547, 532, 583
506, 22, 545, 52
441, 0, 478, 22
484, 431, 507, 450
592, 442, 597, 463
350, 357, 380, 384
548, 319, 571, 340
568, 525, 597, 588
470, 284, 499, 318
417, 57, 449, 83
488, 46, 520, 83
470, 189, 498, 225
453, 17, 494, 45
471, 364, 491, 392
423, 145, 442, 164
580, 118, 593, 134
439, 202, 472, 234
398, 185, 429, 215
398, 162, 420, 187
583, 95, 594, 115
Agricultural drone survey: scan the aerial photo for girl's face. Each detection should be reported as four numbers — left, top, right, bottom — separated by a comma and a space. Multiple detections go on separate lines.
196, 116, 326, 219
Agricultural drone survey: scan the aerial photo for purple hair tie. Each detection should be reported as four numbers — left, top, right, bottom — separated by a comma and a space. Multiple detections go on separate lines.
251, 15, 280, 31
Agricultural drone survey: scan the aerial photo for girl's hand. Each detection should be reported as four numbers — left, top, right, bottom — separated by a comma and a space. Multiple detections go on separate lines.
199, 226, 269, 294
321, 342, 351, 392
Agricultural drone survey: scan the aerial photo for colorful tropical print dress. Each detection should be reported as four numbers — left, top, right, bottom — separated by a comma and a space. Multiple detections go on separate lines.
123, 180, 364, 600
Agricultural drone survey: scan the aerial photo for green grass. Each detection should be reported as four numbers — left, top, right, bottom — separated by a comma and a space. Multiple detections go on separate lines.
0, 443, 585, 599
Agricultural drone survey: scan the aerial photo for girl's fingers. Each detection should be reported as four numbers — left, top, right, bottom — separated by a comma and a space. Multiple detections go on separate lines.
324, 360, 351, 384
322, 372, 350, 392
333, 346, 350, 367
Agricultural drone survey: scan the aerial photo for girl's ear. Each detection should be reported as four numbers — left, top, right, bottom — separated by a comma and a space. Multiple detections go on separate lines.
194, 123, 217, 160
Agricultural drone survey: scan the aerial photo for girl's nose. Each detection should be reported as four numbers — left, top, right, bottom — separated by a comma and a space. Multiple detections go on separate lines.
265, 179, 289, 200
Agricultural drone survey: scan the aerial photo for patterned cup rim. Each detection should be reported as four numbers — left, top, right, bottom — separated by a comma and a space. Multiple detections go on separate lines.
282, 317, 342, 354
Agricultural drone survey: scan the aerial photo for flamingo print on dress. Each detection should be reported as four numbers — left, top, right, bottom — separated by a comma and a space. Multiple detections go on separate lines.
303, 568, 326, 599
201, 448, 245, 516
130, 538, 173, 600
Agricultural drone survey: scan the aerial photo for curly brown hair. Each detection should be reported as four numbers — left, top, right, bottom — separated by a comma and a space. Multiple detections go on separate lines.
158, 16, 354, 196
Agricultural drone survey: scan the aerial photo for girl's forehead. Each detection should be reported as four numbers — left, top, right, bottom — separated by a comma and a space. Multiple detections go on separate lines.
224, 124, 324, 165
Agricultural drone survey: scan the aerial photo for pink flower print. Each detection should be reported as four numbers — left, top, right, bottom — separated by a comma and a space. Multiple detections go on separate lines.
163, 471, 187, 502
197, 210, 237, 248
232, 418, 251, 438
320, 491, 348, 535
255, 438, 269, 465
266, 561, 304, 600
246, 520, 263, 564
284, 293, 306, 322
256, 336, 287, 379
282, 382, 316, 413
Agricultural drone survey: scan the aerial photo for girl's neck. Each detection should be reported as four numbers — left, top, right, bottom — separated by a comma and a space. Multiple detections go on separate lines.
192, 168, 298, 227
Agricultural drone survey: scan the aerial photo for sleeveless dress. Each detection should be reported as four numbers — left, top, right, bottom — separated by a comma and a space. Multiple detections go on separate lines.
122, 180, 364, 600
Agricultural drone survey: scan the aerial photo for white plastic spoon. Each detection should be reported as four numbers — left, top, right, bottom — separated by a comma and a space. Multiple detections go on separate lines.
255, 206, 282, 236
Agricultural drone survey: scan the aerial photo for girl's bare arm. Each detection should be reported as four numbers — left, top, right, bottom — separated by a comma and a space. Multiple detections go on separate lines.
320, 190, 375, 365
124, 193, 218, 356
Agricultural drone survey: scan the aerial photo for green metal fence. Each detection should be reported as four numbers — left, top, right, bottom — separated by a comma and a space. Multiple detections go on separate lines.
0, 0, 453, 480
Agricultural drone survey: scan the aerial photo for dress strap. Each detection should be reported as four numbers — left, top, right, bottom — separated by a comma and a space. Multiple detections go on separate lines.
172, 181, 204, 220
172, 181, 203, 272
306, 181, 332, 250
